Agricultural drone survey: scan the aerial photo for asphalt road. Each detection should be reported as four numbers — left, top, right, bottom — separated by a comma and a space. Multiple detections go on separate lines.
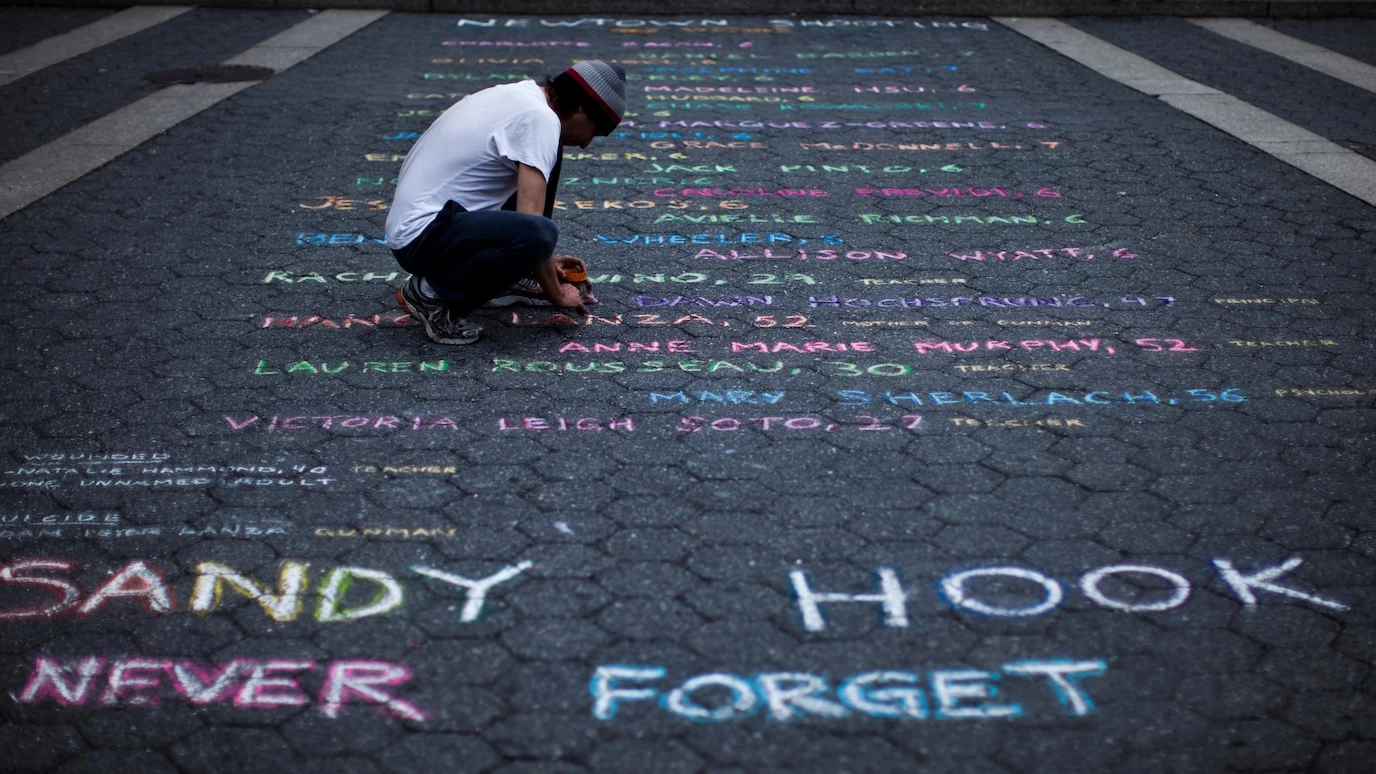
1, 8, 1374, 772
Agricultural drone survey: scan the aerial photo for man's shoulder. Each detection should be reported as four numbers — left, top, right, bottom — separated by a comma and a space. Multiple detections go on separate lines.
474, 81, 555, 123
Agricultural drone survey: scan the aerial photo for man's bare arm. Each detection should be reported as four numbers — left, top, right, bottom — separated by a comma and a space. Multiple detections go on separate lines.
517, 163, 586, 315
515, 162, 546, 216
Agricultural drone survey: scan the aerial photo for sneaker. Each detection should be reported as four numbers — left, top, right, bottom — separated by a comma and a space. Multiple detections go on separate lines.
397, 276, 481, 345
484, 276, 552, 307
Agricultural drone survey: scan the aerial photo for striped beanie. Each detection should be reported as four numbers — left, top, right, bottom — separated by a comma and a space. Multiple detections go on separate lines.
559, 60, 627, 134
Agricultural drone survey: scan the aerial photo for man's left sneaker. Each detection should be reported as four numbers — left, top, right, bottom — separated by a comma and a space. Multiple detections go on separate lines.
484, 277, 552, 307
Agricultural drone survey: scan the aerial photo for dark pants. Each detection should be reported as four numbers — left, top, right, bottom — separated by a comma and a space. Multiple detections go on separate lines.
391, 151, 562, 316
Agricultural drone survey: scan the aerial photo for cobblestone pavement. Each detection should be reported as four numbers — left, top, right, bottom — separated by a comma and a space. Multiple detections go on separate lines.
1, 9, 1374, 773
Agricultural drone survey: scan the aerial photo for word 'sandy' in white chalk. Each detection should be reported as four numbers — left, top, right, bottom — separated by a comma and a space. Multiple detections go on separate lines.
386, 61, 627, 344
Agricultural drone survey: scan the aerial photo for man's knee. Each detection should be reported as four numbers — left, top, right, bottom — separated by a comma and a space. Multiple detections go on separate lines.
527, 217, 558, 255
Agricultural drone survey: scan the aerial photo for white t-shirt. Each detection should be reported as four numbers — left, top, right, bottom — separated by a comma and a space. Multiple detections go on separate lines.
386, 80, 561, 249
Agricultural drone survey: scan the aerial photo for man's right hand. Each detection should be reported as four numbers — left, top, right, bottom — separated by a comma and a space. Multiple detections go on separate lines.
548, 282, 588, 317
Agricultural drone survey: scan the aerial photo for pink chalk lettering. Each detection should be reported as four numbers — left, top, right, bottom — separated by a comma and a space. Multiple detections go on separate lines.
319, 660, 427, 721
224, 415, 259, 430
19, 656, 105, 706
0, 559, 81, 620
101, 658, 168, 706
21, 656, 427, 719
170, 660, 248, 704
235, 660, 314, 708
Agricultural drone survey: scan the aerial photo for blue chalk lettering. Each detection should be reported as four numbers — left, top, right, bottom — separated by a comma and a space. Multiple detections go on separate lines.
931, 670, 1021, 719
839, 671, 927, 719
591, 665, 665, 720
663, 673, 758, 722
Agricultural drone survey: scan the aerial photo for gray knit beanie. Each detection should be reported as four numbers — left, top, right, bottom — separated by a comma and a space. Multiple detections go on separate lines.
561, 60, 627, 134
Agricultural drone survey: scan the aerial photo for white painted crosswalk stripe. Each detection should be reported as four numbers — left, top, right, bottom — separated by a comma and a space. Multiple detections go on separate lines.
0, 6, 193, 88
0, 9, 389, 220
1188, 18, 1376, 95
996, 17, 1376, 209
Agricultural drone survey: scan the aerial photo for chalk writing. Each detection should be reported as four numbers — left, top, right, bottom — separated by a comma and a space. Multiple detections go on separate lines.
585, 272, 816, 285
315, 527, 458, 539
225, 415, 479, 431
565, 152, 677, 161
780, 19, 988, 29
263, 271, 401, 284
652, 213, 818, 224
677, 414, 924, 433
1213, 297, 1320, 305
650, 391, 785, 404
16, 656, 426, 720
635, 295, 773, 307
661, 121, 977, 137
491, 359, 790, 374
177, 522, 291, 538
296, 232, 388, 245
693, 248, 897, 259
444, 34, 592, 42
652, 187, 825, 197
454, 18, 987, 30
860, 278, 967, 285
509, 311, 802, 327
259, 314, 417, 329
649, 96, 807, 106
1, 512, 120, 525
635, 67, 813, 76
857, 187, 1061, 199
949, 246, 1136, 261
559, 341, 695, 353
810, 295, 1172, 309
953, 364, 1072, 373
4, 459, 329, 489
0, 558, 531, 623
806, 141, 1060, 153
731, 340, 872, 353
498, 417, 636, 431
949, 417, 1088, 429
852, 66, 962, 74
564, 177, 721, 187
858, 214, 1085, 226
299, 196, 388, 211
912, 339, 1118, 355
852, 86, 980, 94
428, 57, 546, 64
646, 85, 817, 94
421, 72, 531, 81
1, 527, 162, 540
350, 465, 457, 474
791, 557, 1347, 631
780, 164, 961, 174
596, 233, 843, 245
19, 452, 170, 462
835, 388, 1245, 405
1230, 339, 1338, 348
252, 360, 451, 375
795, 49, 953, 59
7, 461, 312, 477
793, 103, 991, 113
995, 319, 1092, 327
590, 660, 1101, 723
312, 523, 456, 537
556, 199, 749, 209
1273, 388, 1376, 398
